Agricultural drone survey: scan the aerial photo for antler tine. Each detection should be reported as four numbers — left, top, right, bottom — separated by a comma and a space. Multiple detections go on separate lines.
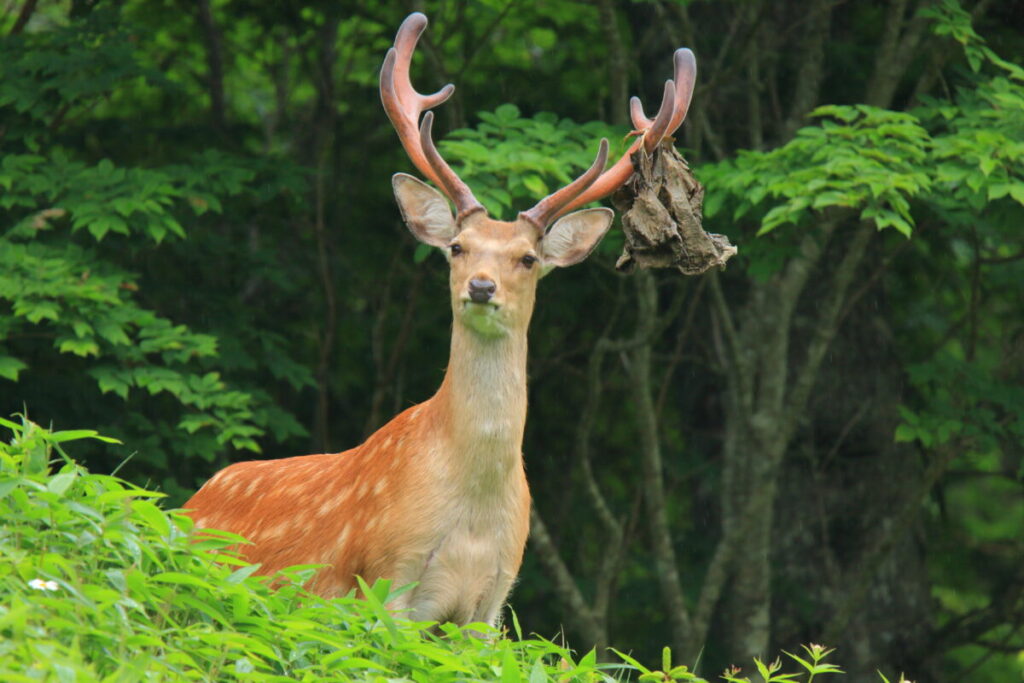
553, 48, 697, 219
380, 12, 483, 217
642, 80, 677, 153
420, 112, 485, 217
520, 138, 610, 233
667, 48, 697, 134
629, 48, 696, 141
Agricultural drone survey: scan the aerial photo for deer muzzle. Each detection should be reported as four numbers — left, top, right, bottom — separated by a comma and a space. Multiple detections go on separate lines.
468, 278, 497, 304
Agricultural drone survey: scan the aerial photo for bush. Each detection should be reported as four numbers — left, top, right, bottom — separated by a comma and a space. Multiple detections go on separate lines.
0, 417, 858, 682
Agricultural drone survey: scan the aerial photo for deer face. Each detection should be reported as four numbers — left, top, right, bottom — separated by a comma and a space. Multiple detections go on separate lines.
393, 174, 613, 338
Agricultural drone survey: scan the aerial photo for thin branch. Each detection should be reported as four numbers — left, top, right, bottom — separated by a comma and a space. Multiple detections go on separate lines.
780, 0, 832, 139
9, 0, 36, 35
980, 250, 1024, 265
528, 508, 608, 650
450, 0, 519, 80
707, 270, 745, 388
967, 224, 981, 361
821, 398, 871, 469
597, 0, 629, 128
866, 0, 931, 108
197, 0, 227, 129
312, 151, 337, 452
838, 233, 914, 326
576, 334, 624, 542
655, 278, 706, 419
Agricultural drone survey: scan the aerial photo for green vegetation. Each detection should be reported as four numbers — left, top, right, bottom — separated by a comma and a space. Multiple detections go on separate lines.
1, 418, 854, 681
1, 0, 1021, 680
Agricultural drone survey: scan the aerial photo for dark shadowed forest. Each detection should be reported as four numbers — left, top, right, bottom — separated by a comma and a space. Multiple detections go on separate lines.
2, 1, 1022, 681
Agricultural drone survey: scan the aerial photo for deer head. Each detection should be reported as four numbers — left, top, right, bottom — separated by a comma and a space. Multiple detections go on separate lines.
381, 13, 696, 339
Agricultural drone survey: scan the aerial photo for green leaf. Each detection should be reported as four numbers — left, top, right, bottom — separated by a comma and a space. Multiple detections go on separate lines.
612, 648, 652, 674
49, 429, 121, 444
0, 356, 27, 381
132, 499, 171, 538
57, 337, 100, 357
47, 471, 77, 496
413, 243, 433, 264
1009, 184, 1024, 205
501, 647, 522, 683
226, 564, 261, 585
521, 175, 548, 196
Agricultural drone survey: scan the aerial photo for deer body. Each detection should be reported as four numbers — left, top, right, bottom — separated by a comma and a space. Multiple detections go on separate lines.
184, 12, 695, 627
186, 331, 530, 624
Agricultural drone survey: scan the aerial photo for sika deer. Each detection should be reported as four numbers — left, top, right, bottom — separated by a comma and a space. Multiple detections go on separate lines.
184, 12, 695, 627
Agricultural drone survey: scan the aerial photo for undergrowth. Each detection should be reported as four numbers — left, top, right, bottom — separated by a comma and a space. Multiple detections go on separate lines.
0, 417, 873, 682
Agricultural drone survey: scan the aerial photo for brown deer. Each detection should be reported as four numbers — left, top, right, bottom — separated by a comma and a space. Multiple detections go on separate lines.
184, 12, 695, 627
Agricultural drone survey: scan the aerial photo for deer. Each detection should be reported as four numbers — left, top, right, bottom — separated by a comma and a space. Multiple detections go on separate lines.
183, 12, 695, 628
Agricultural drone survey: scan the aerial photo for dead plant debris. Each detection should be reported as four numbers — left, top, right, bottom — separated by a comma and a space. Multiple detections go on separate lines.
612, 142, 736, 275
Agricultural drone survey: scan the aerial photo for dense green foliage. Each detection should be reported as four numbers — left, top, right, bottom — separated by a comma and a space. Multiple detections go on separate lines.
1, 1, 1021, 681
0, 419, 855, 681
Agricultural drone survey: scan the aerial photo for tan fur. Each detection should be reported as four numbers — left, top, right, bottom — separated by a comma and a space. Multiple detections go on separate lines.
184, 206, 613, 626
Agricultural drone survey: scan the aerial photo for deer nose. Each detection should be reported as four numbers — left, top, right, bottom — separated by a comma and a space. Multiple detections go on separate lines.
468, 278, 496, 303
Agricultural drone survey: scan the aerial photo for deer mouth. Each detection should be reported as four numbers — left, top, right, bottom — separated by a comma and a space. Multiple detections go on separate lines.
459, 299, 506, 336
461, 299, 500, 311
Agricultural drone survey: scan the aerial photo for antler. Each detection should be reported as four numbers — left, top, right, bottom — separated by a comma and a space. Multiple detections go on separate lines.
380, 13, 485, 218
382, 13, 697, 230
542, 48, 698, 221
518, 139, 610, 232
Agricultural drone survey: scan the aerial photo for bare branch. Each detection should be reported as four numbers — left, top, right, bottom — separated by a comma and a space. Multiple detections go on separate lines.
528, 508, 608, 650
655, 278, 706, 418
197, 0, 227, 129
9, 0, 36, 35
624, 271, 694, 654
707, 270, 748, 402
597, 0, 629, 128
866, 0, 931, 108
780, 0, 833, 139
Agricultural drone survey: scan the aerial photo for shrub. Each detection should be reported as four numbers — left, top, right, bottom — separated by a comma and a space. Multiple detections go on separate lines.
0, 417, 858, 682
0, 417, 623, 681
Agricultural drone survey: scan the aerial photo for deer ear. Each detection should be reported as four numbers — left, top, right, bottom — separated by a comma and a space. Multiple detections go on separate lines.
392, 173, 457, 247
540, 208, 614, 268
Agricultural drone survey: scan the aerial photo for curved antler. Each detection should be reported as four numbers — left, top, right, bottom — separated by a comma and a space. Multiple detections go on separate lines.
548, 47, 697, 220
518, 139, 610, 233
380, 13, 484, 218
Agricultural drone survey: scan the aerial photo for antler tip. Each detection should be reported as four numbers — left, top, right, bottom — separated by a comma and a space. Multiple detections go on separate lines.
420, 109, 435, 134
674, 47, 695, 62
400, 12, 428, 32
629, 96, 649, 129
674, 48, 697, 80
421, 82, 456, 108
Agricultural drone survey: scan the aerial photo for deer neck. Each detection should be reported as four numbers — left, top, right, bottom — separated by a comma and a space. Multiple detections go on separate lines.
432, 321, 529, 487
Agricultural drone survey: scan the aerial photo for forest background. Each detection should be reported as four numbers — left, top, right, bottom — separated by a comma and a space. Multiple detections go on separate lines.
1, 0, 1022, 681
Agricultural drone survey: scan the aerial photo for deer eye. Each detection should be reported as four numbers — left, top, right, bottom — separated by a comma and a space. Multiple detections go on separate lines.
449, 243, 463, 256
520, 254, 537, 269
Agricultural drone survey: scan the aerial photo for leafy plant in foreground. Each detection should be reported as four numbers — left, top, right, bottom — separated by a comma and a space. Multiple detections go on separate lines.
0, 417, 884, 682
0, 417, 626, 681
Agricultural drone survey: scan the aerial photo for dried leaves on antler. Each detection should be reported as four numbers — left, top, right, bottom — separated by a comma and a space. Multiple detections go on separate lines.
612, 142, 736, 275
